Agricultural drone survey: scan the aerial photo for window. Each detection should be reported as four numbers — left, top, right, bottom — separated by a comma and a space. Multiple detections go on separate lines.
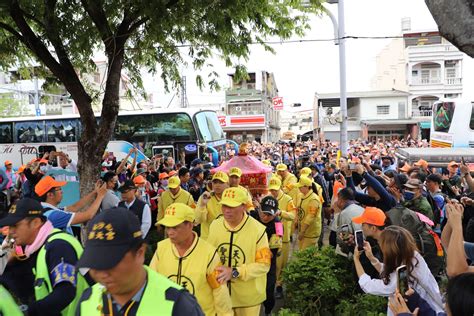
46, 119, 80, 142
15, 121, 45, 143
113, 113, 196, 156
228, 103, 263, 115
446, 68, 456, 78
0, 123, 13, 143
433, 102, 455, 133
194, 111, 225, 142
377, 105, 390, 115
93, 72, 101, 84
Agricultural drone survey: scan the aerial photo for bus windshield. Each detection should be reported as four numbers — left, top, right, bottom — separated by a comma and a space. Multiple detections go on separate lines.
194, 111, 225, 142
433, 102, 455, 133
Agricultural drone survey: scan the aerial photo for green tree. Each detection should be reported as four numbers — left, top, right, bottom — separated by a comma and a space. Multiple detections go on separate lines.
0, 93, 28, 117
0, 0, 323, 193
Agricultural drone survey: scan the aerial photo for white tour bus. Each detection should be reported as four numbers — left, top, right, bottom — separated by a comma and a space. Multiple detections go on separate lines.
0, 108, 226, 169
430, 98, 474, 148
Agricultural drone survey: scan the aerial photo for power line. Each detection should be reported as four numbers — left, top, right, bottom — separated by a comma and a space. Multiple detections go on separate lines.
171, 35, 407, 48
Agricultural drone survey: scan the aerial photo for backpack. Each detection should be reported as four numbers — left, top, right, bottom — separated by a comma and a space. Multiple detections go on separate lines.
386, 205, 445, 277
426, 192, 447, 227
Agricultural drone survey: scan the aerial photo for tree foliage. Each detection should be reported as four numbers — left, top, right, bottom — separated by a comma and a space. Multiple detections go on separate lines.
0, 0, 324, 191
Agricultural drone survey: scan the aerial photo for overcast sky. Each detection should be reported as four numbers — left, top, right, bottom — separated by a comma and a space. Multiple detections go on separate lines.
144, 0, 474, 110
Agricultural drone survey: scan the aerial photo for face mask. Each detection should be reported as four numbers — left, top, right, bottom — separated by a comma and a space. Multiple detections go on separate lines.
161, 180, 168, 187
40, 165, 48, 173
403, 191, 415, 201
139, 187, 146, 193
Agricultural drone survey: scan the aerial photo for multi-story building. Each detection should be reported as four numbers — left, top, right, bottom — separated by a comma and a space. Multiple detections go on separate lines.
373, 18, 464, 139
223, 71, 280, 143
316, 18, 465, 142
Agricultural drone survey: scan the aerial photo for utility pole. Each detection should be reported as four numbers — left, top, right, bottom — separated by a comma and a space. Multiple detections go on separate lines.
180, 75, 187, 108
337, 0, 348, 156
34, 76, 40, 116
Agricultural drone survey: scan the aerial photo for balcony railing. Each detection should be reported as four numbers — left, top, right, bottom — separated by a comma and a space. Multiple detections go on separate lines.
411, 77, 441, 85
445, 78, 462, 85
412, 109, 433, 117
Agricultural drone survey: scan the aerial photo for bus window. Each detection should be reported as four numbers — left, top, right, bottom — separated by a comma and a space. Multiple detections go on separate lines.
0, 123, 13, 143
46, 119, 80, 142
433, 102, 455, 133
113, 113, 196, 156
194, 111, 225, 142
15, 121, 45, 143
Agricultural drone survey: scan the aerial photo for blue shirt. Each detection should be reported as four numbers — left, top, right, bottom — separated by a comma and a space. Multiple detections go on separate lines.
41, 202, 74, 235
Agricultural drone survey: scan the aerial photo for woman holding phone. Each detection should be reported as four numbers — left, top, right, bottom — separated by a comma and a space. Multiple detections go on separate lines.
353, 226, 443, 315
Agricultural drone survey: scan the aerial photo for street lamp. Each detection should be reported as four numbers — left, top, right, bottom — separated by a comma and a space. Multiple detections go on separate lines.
303, 0, 348, 156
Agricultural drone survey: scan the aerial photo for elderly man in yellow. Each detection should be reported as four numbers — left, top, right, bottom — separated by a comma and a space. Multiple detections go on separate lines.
195, 171, 229, 240
207, 187, 271, 316
228, 167, 254, 212
267, 176, 296, 299
296, 176, 322, 250
150, 203, 233, 316
157, 176, 196, 222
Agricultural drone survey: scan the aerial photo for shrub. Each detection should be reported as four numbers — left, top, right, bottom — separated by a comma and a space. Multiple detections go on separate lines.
282, 246, 354, 315
335, 294, 387, 316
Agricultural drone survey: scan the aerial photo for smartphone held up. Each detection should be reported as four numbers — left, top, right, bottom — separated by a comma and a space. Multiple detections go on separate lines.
355, 230, 364, 251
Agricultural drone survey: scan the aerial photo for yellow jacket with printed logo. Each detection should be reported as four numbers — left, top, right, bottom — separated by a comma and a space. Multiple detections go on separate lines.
281, 173, 300, 207
195, 193, 223, 240
207, 214, 270, 308
149, 233, 232, 316
277, 191, 296, 242
298, 190, 322, 238
158, 188, 196, 221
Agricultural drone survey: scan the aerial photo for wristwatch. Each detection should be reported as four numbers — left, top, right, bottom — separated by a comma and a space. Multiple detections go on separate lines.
232, 267, 240, 279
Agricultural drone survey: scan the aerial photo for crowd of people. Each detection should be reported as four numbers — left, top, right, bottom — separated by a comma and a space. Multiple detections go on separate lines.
0, 138, 473, 315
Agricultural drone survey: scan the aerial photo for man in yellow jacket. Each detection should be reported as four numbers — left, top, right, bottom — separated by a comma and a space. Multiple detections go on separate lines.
195, 171, 229, 240
228, 167, 254, 212
276, 164, 300, 207
207, 187, 271, 316
267, 176, 296, 299
150, 203, 232, 316
296, 176, 322, 250
158, 176, 196, 223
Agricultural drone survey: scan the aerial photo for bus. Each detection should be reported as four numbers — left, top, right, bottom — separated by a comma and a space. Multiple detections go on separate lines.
0, 108, 226, 168
430, 98, 474, 148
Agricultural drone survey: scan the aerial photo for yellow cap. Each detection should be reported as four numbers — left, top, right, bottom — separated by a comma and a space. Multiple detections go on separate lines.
300, 167, 311, 176
212, 171, 229, 183
229, 167, 242, 177
219, 187, 248, 207
262, 160, 271, 166
276, 163, 288, 171
157, 203, 195, 227
268, 177, 282, 191
168, 176, 181, 189
297, 176, 313, 188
